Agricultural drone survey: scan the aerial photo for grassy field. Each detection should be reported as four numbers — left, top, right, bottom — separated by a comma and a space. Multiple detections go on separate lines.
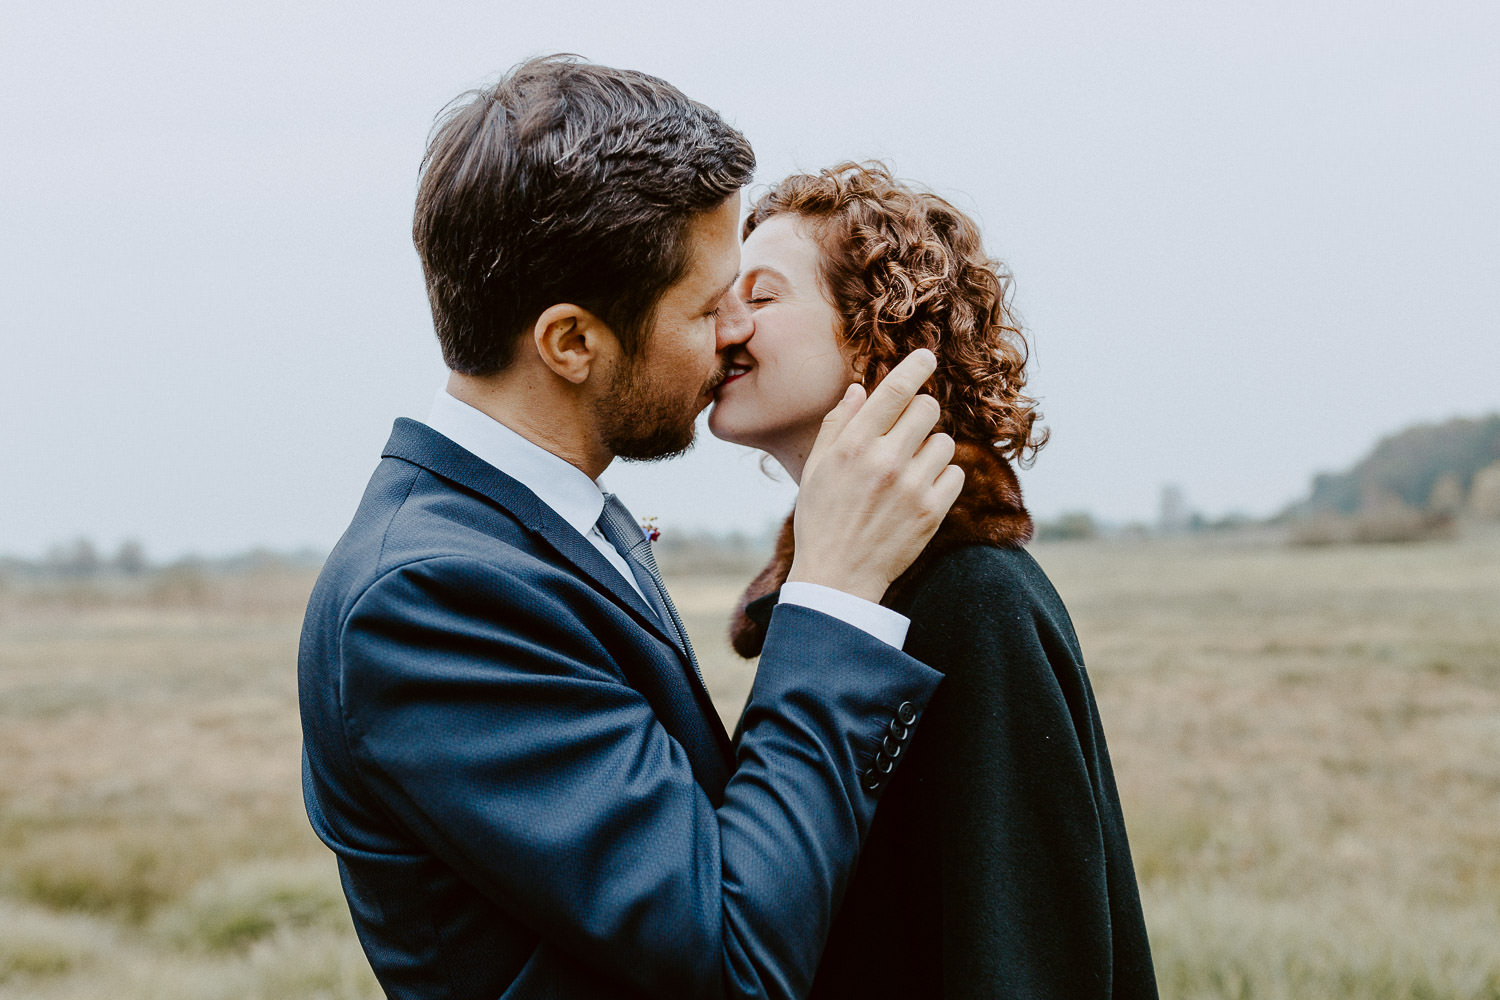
1, 528, 1497, 998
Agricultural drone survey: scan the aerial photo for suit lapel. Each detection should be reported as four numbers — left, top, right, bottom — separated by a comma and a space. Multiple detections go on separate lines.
382, 419, 682, 651
381, 416, 732, 779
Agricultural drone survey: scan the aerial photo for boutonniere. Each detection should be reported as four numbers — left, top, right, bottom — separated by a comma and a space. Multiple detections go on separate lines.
640, 516, 661, 543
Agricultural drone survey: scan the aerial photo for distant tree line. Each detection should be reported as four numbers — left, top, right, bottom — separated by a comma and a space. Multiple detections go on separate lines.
1291, 414, 1500, 517
0, 538, 150, 579
1284, 412, 1500, 543
0, 540, 327, 581
15, 412, 1497, 573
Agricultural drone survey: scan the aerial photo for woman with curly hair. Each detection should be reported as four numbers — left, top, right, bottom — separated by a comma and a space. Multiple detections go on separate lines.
709, 162, 1158, 998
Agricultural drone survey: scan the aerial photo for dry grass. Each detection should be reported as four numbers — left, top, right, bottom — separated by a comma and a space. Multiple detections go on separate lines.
1023, 528, 1500, 1000
2, 530, 1497, 998
675, 529, 1500, 999
0, 569, 379, 999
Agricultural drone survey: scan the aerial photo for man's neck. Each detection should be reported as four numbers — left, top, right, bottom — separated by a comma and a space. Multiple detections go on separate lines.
445, 370, 613, 480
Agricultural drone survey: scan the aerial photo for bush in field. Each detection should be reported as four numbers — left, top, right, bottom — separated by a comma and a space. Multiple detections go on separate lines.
0, 901, 115, 984
1289, 501, 1456, 546
1470, 462, 1500, 520
151, 861, 348, 953
1035, 511, 1098, 541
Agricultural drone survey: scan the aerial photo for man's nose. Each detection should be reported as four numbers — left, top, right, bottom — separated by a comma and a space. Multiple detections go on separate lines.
714, 292, 753, 350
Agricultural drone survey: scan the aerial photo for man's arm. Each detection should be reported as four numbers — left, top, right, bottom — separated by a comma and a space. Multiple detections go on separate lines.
339, 554, 941, 1000
326, 349, 960, 998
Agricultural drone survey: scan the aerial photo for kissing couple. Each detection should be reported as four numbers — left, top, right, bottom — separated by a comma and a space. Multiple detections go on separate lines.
299, 54, 1157, 1000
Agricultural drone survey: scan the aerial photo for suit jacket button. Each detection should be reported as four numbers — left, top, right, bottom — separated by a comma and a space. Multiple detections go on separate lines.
896, 701, 918, 726
860, 769, 883, 791
881, 734, 904, 758
888, 719, 910, 741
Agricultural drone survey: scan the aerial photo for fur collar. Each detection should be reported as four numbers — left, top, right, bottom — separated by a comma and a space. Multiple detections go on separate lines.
729, 440, 1033, 658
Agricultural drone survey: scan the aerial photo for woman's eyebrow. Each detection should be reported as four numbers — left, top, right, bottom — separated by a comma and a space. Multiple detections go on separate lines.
740, 265, 789, 285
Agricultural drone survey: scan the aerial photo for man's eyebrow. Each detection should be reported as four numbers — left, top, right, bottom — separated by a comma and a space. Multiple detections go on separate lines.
703, 275, 737, 309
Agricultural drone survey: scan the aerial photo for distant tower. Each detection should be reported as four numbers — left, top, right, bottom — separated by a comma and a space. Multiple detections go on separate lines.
1159, 484, 1190, 534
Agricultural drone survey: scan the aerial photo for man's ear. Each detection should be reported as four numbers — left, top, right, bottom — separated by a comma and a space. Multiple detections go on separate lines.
531, 304, 616, 385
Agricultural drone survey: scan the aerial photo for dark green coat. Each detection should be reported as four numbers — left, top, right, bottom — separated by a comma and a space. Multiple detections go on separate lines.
809, 544, 1158, 999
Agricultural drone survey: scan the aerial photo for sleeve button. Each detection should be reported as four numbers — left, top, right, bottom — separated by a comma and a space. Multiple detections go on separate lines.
882, 734, 904, 758
896, 701, 918, 726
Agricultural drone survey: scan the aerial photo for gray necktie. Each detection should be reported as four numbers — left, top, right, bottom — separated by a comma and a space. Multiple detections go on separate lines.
597, 493, 698, 671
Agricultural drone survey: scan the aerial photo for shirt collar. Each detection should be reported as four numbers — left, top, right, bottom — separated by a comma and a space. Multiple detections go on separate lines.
423, 388, 607, 537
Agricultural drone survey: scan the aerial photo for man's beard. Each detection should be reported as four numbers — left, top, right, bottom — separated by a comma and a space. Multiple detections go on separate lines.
596, 356, 726, 462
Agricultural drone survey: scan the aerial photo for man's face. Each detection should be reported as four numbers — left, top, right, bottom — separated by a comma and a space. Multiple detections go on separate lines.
595, 193, 752, 460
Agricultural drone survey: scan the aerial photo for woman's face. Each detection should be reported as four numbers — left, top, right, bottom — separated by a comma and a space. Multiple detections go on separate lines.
708, 213, 858, 475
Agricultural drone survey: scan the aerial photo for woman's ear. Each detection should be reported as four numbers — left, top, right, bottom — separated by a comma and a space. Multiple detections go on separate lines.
848, 350, 868, 383
532, 304, 615, 384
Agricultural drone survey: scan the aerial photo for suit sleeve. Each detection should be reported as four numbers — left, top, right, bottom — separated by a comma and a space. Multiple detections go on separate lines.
339, 555, 941, 1000
903, 551, 1119, 999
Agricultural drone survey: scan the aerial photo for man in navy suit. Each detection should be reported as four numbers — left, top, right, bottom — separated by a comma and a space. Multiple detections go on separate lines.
299, 55, 964, 999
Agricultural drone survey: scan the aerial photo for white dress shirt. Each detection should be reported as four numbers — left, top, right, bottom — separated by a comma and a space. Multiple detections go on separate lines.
423, 389, 910, 649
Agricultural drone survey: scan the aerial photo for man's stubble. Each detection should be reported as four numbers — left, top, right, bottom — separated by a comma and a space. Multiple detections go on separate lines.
596, 353, 727, 462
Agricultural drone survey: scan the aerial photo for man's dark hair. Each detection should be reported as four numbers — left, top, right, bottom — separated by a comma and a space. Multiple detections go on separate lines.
413, 55, 756, 374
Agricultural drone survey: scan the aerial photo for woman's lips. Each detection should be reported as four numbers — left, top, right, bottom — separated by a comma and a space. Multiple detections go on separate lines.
714, 367, 750, 396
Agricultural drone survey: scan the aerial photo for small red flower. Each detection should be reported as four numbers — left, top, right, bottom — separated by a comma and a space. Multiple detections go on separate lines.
640, 517, 661, 543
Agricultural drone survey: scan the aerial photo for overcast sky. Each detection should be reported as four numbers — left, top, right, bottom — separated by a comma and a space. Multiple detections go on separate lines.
4, 0, 1497, 559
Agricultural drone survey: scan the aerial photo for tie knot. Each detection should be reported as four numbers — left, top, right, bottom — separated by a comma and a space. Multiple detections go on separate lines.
598, 493, 645, 551
595, 493, 693, 666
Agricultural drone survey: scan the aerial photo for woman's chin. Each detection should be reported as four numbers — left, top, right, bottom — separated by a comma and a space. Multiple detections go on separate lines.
706, 404, 750, 445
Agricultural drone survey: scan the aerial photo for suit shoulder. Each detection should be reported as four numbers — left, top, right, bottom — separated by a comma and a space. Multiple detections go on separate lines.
380, 465, 531, 562
309, 461, 546, 626
333, 460, 529, 570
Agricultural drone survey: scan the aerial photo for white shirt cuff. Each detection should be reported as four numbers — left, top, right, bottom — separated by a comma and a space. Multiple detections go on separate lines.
777, 582, 910, 650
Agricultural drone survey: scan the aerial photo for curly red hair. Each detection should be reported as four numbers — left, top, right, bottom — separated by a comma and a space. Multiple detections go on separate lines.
744, 161, 1047, 465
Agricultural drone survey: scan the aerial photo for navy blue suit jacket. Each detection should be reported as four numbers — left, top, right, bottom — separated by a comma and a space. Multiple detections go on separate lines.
299, 419, 942, 999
